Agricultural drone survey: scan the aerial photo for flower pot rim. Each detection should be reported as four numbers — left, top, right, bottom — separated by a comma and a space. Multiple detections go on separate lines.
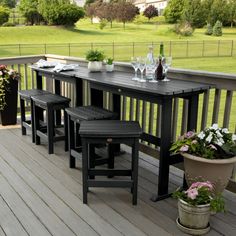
181, 152, 236, 164
179, 199, 210, 208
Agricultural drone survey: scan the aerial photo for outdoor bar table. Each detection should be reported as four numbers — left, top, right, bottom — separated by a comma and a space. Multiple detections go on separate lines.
31, 65, 213, 201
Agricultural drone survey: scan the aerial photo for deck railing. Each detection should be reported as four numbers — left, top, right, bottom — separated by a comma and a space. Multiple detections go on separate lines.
0, 54, 236, 191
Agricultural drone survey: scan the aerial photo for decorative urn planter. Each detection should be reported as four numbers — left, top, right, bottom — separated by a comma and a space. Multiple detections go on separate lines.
177, 199, 211, 235
105, 64, 114, 72
87, 61, 103, 72
182, 153, 236, 194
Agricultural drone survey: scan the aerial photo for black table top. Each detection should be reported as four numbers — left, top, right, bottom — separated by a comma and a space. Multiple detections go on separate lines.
30, 65, 213, 97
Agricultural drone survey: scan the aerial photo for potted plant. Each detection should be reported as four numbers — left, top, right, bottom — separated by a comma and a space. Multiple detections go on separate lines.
104, 58, 114, 72
170, 124, 236, 194
85, 49, 105, 72
0, 65, 20, 126
173, 181, 225, 235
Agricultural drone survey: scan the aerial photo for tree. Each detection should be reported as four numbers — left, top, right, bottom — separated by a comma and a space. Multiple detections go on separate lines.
18, 0, 43, 25
143, 5, 158, 21
115, 1, 137, 29
227, 0, 236, 27
182, 0, 206, 28
0, 5, 9, 25
0, 0, 16, 8
209, 0, 228, 25
164, 0, 185, 24
212, 20, 222, 36
85, 0, 102, 24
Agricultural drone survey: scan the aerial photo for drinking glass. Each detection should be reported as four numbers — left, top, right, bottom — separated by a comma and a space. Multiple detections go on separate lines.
162, 57, 172, 82
131, 57, 140, 81
148, 63, 158, 83
138, 57, 146, 82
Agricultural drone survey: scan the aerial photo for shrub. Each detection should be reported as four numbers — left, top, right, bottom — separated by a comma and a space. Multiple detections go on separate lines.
205, 23, 213, 35
0, 6, 9, 25
85, 49, 105, 61
213, 20, 223, 36
174, 22, 194, 36
2, 22, 15, 27
99, 19, 107, 30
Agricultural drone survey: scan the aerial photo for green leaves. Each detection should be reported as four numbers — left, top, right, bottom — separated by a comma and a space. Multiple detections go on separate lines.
85, 49, 105, 61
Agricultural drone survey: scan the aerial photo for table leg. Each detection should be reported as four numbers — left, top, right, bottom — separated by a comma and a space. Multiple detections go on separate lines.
75, 78, 83, 106
35, 71, 43, 121
113, 94, 121, 153
187, 94, 199, 131
54, 80, 61, 125
90, 88, 103, 108
151, 98, 172, 202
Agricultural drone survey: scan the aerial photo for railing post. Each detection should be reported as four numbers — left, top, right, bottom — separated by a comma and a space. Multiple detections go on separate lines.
231, 40, 234, 57
202, 40, 204, 57
44, 44, 47, 54
132, 42, 135, 57
68, 43, 71, 56
218, 40, 220, 56
112, 42, 114, 60
169, 41, 172, 57
186, 40, 189, 57
19, 44, 21, 56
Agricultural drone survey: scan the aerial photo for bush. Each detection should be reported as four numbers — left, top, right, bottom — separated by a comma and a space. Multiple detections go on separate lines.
213, 20, 223, 36
174, 22, 194, 36
205, 23, 213, 35
133, 14, 148, 25
2, 22, 15, 27
99, 19, 107, 30
0, 6, 9, 25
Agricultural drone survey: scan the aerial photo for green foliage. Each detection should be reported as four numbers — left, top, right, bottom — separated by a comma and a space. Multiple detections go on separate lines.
182, 0, 206, 28
0, 0, 16, 8
173, 22, 194, 36
99, 19, 107, 30
213, 20, 223, 36
209, 0, 228, 25
2, 21, 15, 26
227, 0, 236, 27
133, 14, 148, 25
106, 58, 113, 65
205, 23, 213, 35
0, 5, 9, 25
85, 49, 105, 61
164, 0, 185, 24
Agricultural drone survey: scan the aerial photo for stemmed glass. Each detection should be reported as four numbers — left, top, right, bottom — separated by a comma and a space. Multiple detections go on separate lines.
138, 57, 146, 82
148, 63, 158, 83
162, 57, 172, 82
131, 57, 140, 81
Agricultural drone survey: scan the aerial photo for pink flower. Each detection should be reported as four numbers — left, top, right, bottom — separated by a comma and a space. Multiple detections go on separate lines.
186, 188, 198, 200
191, 140, 198, 144
180, 145, 189, 152
189, 181, 213, 191
185, 131, 195, 138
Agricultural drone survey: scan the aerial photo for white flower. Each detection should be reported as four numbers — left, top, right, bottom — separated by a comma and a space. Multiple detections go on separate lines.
0, 71, 2, 76
215, 139, 223, 146
232, 134, 236, 141
198, 131, 205, 140
211, 124, 219, 130
206, 133, 213, 143
216, 130, 223, 138
8, 69, 14, 76
222, 128, 229, 134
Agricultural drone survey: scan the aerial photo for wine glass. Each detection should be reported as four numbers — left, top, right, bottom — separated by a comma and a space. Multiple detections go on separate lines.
131, 57, 140, 81
138, 57, 146, 82
147, 63, 158, 83
162, 57, 172, 82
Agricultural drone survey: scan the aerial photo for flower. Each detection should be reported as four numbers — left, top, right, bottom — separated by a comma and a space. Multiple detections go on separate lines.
170, 124, 236, 159
173, 181, 225, 212
0, 65, 20, 111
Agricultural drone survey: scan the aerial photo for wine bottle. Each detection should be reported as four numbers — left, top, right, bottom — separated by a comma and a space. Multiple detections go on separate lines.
156, 56, 163, 81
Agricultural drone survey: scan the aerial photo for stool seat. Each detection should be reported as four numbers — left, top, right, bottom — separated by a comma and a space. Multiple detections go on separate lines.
80, 120, 142, 138
32, 93, 71, 106
18, 89, 50, 100
66, 106, 117, 121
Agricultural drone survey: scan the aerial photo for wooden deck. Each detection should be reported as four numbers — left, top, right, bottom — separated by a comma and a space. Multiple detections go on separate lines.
0, 127, 236, 236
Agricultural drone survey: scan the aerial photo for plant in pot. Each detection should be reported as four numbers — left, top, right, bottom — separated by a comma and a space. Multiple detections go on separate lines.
170, 124, 236, 194
85, 49, 105, 72
173, 181, 225, 235
0, 65, 20, 126
104, 58, 114, 72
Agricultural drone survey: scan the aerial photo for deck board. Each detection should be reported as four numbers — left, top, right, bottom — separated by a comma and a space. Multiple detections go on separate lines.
0, 127, 235, 235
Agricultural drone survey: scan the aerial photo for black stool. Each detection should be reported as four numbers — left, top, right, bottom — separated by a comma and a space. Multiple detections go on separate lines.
66, 106, 117, 168
18, 89, 50, 143
79, 120, 142, 205
32, 93, 71, 154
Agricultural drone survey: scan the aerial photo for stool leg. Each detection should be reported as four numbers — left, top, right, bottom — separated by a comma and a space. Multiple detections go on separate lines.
68, 116, 76, 168
82, 139, 88, 204
76, 123, 81, 149
20, 97, 26, 136
64, 109, 68, 152
47, 108, 54, 154
132, 138, 139, 205
89, 144, 95, 179
34, 102, 41, 145
30, 99, 35, 143
107, 144, 114, 178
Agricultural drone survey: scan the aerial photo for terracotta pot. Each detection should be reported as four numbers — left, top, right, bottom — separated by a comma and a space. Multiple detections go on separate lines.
177, 199, 211, 235
105, 64, 114, 72
87, 61, 103, 72
182, 153, 236, 194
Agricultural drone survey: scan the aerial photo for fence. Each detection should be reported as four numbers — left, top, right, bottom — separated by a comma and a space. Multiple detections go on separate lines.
0, 40, 236, 60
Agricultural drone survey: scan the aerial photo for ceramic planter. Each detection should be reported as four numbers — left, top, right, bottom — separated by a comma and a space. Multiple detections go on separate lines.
105, 64, 114, 72
182, 153, 236, 194
0, 79, 18, 126
177, 199, 210, 235
87, 61, 103, 72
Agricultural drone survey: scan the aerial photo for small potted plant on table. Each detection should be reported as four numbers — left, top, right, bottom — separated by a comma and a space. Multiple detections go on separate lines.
170, 124, 236, 194
104, 58, 114, 72
85, 49, 105, 72
173, 181, 225, 235
0, 65, 20, 125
